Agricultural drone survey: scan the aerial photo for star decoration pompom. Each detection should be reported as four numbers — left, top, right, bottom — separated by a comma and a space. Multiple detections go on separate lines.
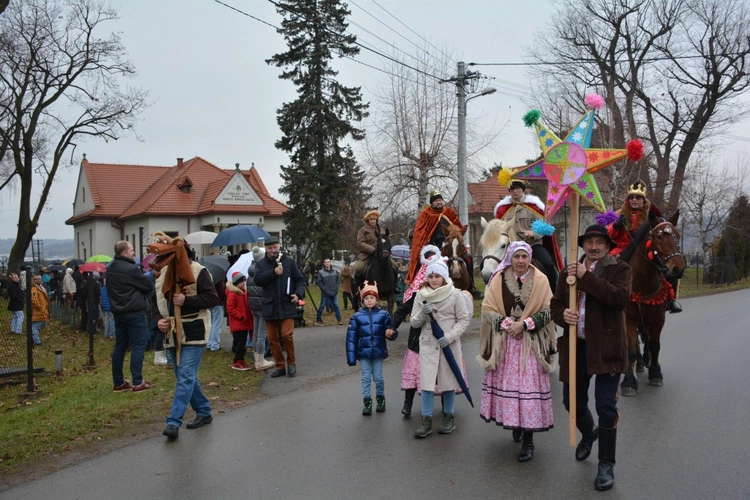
626, 140, 644, 161
595, 210, 620, 226
531, 219, 555, 237
497, 167, 513, 187
522, 109, 541, 128
584, 93, 605, 109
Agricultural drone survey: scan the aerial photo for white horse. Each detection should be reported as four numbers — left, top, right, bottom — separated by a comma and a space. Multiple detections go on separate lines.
479, 216, 516, 283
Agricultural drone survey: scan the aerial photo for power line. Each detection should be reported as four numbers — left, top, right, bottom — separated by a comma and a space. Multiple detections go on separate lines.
349, 0, 450, 69
370, 0, 454, 63
470, 52, 750, 67
213, 0, 278, 29
265, 0, 445, 82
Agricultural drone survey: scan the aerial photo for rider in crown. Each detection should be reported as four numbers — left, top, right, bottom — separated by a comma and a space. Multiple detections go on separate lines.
606, 180, 682, 314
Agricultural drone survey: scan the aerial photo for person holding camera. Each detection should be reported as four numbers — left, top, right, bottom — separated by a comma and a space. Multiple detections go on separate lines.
254, 237, 306, 378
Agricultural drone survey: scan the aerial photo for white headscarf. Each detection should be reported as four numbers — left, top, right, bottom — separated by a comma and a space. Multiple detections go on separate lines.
489, 241, 533, 283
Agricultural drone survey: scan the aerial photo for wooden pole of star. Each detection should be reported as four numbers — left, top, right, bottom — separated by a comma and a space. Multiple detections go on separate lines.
567, 192, 580, 447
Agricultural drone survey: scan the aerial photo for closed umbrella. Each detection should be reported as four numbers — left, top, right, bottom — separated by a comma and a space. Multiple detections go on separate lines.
211, 225, 270, 247
425, 304, 474, 407
87, 254, 113, 263
198, 255, 230, 284
184, 231, 219, 245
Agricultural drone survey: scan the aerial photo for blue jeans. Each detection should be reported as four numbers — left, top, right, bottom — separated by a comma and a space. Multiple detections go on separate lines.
421, 390, 455, 417
252, 313, 268, 355
166, 345, 211, 427
360, 357, 384, 399
207, 305, 223, 350
31, 321, 45, 344
103, 311, 115, 338
112, 314, 149, 386
11, 310, 23, 334
316, 294, 341, 321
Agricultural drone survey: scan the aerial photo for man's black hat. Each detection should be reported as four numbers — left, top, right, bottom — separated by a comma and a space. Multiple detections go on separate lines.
578, 224, 614, 248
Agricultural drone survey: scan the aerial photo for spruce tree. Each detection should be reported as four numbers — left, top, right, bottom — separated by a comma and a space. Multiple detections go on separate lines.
267, 0, 369, 259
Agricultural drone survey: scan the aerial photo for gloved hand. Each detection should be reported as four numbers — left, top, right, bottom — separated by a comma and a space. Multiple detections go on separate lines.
437, 336, 449, 348
421, 302, 433, 316
613, 215, 626, 230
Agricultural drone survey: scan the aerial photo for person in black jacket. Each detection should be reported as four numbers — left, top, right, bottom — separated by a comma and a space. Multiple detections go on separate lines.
254, 237, 306, 378
247, 246, 275, 370
107, 241, 156, 393
7, 273, 24, 335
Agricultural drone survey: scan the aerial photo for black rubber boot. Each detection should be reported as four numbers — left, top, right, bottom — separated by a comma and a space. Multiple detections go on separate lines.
518, 431, 534, 462
594, 428, 617, 491
362, 397, 373, 416
668, 299, 682, 313
402, 389, 415, 417
575, 410, 599, 461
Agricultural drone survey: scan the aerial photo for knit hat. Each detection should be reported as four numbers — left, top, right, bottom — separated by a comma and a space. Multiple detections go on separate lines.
425, 260, 449, 281
360, 280, 379, 300
231, 271, 246, 285
429, 190, 443, 204
363, 209, 379, 221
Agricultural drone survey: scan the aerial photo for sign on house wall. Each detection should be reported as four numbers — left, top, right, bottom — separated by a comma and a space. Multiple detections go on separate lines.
215, 174, 262, 205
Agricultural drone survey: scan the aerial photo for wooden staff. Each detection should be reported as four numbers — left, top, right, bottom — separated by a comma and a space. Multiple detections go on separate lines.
173, 277, 183, 366
567, 193, 580, 447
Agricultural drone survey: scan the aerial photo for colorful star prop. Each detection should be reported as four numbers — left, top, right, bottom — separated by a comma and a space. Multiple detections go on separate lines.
500, 95, 643, 219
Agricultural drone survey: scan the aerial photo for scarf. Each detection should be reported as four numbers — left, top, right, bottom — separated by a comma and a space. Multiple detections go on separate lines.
418, 279, 455, 304
478, 266, 557, 373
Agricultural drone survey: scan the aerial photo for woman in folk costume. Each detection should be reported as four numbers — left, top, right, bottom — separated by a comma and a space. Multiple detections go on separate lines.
387, 245, 442, 417
409, 259, 471, 438
478, 241, 557, 463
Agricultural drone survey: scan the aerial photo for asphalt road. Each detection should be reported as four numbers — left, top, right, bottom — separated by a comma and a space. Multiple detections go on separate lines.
2, 290, 749, 499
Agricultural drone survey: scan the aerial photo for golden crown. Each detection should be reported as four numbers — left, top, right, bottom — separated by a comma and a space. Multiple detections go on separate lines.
627, 180, 647, 198
429, 189, 441, 197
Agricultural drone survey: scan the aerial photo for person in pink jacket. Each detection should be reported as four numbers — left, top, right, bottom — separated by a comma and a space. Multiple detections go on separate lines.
226, 272, 253, 371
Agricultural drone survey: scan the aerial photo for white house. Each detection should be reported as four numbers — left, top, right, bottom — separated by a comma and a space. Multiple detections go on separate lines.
66, 156, 288, 260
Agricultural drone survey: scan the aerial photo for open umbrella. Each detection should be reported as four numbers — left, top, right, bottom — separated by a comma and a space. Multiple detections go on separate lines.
63, 258, 85, 268
184, 230, 219, 245
48, 264, 67, 272
226, 252, 256, 283
391, 244, 411, 260
79, 262, 107, 274
425, 304, 474, 407
87, 254, 113, 263
198, 255, 230, 284
211, 225, 270, 247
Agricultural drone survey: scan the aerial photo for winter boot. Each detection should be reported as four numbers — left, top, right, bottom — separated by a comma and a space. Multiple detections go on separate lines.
668, 299, 682, 313
376, 395, 386, 413
254, 353, 275, 371
402, 389, 415, 417
414, 416, 432, 438
362, 398, 373, 416
154, 351, 167, 366
439, 413, 455, 434
518, 431, 535, 462
575, 410, 599, 461
594, 428, 617, 491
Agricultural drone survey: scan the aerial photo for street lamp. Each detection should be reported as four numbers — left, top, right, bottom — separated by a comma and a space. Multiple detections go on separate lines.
457, 59, 496, 245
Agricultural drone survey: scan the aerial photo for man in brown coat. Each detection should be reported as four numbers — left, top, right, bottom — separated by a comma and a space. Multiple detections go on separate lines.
550, 224, 631, 492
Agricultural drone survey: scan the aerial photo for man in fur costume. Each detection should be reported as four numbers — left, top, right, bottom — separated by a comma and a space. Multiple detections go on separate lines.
353, 209, 397, 283
406, 190, 461, 284
606, 180, 681, 313
494, 180, 563, 291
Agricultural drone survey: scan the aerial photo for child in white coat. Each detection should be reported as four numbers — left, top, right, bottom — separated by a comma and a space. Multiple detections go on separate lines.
409, 260, 471, 438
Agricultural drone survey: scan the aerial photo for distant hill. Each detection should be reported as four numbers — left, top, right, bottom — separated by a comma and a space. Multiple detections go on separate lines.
0, 239, 74, 260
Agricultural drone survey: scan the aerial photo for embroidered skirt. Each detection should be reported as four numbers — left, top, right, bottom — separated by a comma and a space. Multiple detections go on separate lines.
480, 335, 553, 431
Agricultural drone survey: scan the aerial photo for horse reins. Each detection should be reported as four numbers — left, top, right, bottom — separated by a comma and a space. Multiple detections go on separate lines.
628, 220, 683, 300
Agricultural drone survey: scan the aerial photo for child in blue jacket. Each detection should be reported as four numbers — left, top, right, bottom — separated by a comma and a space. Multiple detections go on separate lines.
346, 281, 397, 415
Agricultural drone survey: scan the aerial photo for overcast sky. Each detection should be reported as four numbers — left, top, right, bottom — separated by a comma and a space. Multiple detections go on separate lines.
2, 0, 749, 240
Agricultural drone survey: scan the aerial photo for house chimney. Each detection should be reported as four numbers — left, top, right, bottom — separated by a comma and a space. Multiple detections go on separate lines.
177, 158, 184, 168
235, 163, 240, 171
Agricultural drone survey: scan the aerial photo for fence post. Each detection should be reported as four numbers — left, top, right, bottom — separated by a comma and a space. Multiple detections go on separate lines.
18, 266, 43, 403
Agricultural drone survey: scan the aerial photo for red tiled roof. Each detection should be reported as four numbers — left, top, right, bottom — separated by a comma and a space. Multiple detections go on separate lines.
469, 174, 509, 216
66, 157, 288, 224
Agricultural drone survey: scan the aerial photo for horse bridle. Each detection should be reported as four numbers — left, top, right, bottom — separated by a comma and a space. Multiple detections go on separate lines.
480, 231, 510, 270
649, 221, 683, 273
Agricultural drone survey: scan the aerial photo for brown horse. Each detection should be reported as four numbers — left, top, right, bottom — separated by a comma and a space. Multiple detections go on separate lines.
620, 210, 685, 397
441, 223, 472, 291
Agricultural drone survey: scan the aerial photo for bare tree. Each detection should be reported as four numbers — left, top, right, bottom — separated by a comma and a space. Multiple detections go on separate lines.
360, 44, 500, 219
0, 0, 147, 272
528, 0, 750, 212
679, 156, 745, 273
